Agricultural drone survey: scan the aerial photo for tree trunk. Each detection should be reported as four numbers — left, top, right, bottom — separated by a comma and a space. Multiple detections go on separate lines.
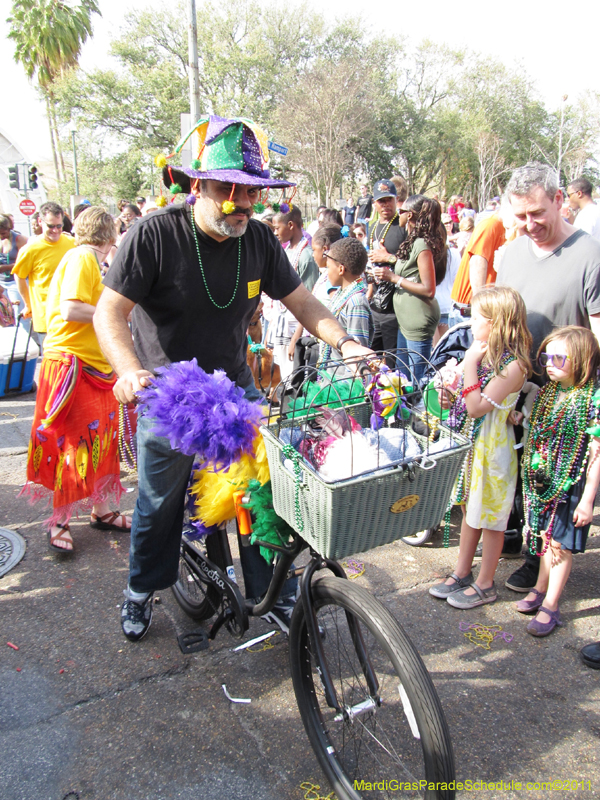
47, 89, 67, 182
44, 92, 62, 184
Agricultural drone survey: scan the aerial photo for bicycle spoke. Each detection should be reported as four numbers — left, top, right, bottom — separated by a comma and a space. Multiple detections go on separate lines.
290, 576, 454, 799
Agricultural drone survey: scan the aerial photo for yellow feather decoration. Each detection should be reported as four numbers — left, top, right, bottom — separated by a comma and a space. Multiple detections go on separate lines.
156, 196, 168, 208
189, 431, 270, 527
155, 154, 168, 168
222, 200, 236, 215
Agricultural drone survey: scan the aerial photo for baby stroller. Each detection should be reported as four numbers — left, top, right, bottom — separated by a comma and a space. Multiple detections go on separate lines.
401, 320, 473, 546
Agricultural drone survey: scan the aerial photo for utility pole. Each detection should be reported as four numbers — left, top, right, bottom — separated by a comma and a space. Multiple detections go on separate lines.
187, 0, 201, 125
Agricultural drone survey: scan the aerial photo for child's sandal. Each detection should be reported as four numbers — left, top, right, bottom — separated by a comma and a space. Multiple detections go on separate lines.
515, 587, 546, 614
526, 606, 562, 637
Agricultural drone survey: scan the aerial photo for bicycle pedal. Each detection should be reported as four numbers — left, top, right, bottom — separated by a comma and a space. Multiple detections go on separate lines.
178, 629, 210, 654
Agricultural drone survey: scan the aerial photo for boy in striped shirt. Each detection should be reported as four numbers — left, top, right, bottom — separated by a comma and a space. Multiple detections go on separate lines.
318, 237, 373, 366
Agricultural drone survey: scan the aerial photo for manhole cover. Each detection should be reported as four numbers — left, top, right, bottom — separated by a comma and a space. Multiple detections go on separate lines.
0, 528, 26, 577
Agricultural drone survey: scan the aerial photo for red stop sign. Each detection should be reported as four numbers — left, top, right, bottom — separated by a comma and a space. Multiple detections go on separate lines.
19, 199, 36, 216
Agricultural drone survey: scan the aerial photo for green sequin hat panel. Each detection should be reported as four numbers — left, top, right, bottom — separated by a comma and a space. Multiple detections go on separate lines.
163, 115, 294, 190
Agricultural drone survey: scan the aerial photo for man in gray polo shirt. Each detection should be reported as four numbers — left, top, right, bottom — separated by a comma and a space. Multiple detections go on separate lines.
497, 161, 600, 580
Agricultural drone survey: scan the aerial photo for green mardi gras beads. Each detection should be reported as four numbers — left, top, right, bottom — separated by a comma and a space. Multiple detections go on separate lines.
523, 379, 597, 556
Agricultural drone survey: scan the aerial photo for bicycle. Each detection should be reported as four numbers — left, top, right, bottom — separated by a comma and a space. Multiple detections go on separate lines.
172, 518, 455, 800
147, 350, 466, 799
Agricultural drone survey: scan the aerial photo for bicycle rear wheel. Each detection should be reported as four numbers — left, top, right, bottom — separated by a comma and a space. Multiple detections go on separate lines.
171, 530, 227, 621
289, 576, 454, 800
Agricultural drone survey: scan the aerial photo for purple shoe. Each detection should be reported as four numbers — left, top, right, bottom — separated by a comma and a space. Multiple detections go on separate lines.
515, 588, 546, 614
526, 606, 562, 637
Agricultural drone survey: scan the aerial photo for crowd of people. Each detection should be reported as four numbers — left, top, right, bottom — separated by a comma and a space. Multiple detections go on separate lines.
3, 115, 600, 669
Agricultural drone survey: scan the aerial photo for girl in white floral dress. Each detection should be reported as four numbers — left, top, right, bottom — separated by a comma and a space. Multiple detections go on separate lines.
430, 286, 532, 609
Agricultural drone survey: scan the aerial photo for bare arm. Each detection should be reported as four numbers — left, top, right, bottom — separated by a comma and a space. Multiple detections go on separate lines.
94, 286, 153, 403
288, 323, 304, 359
462, 341, 525, 418
281, 283, 374, 361
372, 250, 436, 300
1, 234, 28, 273
588, 312, 600, 345
60, 299, 95, 324
15, 276, 32, 317
574, 438, 600, 527
469, 255, 488, 294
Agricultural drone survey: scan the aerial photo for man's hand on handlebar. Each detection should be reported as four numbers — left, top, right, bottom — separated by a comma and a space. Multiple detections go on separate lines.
338, 341, 379, 375
113, 369, 154, 404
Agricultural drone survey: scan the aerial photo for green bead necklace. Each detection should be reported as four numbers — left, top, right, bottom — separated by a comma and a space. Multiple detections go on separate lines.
189, 205, 241, 309
523, 379, 597, 555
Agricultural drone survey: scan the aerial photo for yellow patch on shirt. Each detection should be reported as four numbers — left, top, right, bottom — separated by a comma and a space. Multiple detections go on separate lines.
247, 279, 261, 299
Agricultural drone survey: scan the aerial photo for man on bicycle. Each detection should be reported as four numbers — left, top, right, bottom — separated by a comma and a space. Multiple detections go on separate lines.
94, 115, 372, 642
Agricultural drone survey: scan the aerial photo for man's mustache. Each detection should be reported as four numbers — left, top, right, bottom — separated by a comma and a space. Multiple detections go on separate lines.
222, 206, 252, 217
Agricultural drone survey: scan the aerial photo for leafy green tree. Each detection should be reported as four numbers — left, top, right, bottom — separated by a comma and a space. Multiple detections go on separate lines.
274, 21, 387, 204
539, 92, 600, 187
46, 2, 596, 207
55, 2, 322, 148
352, 41, 465, 195
53, 1, 324, 197
7, 0, 101, 183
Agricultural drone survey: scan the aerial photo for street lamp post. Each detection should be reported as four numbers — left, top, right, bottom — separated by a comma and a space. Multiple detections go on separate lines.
187, 0, 201, 123
69, 121, 80, 196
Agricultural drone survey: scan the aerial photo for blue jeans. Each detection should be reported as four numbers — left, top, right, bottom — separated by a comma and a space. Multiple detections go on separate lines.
396, 331, 432, 386
129, 381, 297, 600
447, 305, 466, 330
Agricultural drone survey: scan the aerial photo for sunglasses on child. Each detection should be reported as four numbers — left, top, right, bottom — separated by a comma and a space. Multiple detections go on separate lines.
323, 251, 342, 265
539, 352, 570, 368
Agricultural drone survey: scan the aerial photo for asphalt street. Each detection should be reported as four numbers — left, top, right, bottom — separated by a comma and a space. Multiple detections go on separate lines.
1, 384, 599, 800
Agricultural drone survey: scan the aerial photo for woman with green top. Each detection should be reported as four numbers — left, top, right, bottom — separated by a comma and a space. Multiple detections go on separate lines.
372, 194, 446, 383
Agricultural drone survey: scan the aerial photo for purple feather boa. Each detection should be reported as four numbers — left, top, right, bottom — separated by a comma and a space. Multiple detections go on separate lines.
137, 359, 262, 468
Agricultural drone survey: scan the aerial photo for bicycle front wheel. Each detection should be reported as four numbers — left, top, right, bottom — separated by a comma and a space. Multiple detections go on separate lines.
401, 527, 437, 547
289, 576, 455, 800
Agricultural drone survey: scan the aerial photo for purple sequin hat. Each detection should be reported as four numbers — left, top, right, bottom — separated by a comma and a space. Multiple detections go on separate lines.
161, 115, 294, 191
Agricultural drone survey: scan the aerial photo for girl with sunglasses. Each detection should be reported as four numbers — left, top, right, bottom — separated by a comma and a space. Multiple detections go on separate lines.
517, 326, 600, 636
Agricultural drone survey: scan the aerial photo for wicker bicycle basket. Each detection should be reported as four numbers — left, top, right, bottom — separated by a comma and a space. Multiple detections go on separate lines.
261, 350, 471, 560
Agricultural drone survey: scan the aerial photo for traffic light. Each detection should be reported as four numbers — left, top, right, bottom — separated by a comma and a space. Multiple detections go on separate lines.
28, 166, 38, 190
8, 165, 19, 190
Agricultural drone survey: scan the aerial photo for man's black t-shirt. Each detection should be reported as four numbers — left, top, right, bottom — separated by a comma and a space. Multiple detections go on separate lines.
356, 194, 373, 221
369, 217, 407, 314
370, 215, 406, 255
103, 206, 301, 386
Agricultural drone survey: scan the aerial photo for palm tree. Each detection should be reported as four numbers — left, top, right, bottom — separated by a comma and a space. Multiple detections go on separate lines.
7, 0, 101, 183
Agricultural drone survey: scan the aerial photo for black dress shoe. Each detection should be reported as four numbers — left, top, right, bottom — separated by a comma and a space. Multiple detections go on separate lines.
580, 642, 600, 670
